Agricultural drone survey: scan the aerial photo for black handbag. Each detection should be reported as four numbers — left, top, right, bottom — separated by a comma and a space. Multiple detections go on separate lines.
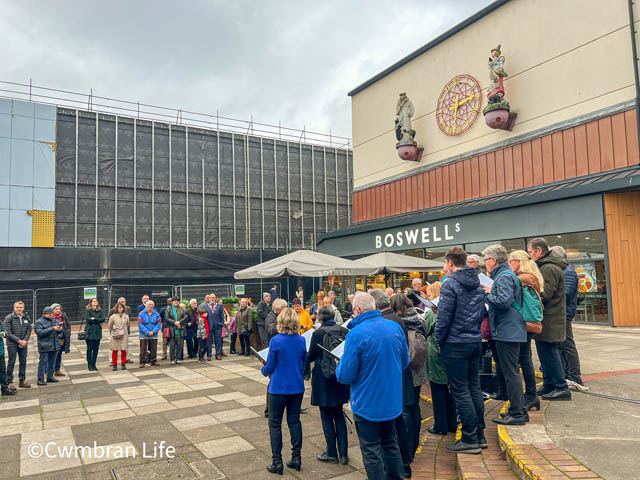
77, 318, 88, 341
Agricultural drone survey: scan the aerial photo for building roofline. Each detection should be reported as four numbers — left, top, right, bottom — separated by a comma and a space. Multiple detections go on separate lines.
347, 0, 511, 97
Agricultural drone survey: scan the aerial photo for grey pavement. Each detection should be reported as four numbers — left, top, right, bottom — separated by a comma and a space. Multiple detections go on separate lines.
536, 324, 640, 480
0, 329, 369, 479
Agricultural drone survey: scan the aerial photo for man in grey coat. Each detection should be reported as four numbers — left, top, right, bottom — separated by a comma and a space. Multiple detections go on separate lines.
255, 293, 272, 350
3, 301, 33, 390
34, 307, 62, 386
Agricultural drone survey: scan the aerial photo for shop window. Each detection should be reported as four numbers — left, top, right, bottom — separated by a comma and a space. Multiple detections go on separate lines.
527, 231, 608, 324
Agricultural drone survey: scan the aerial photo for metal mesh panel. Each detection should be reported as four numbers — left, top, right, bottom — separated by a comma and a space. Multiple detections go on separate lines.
54, 183, 75, 246
117, 187, 135, 247
301, 145, 314, 247
35, 286, 109, 324
289, 144, 302, 247
234, 135, 246, 249
0, 290, 35, 320
275, 141, 289, 248
98, 114, 116, 185
325, 148, 338, 233
172, 191, 188, 247
135, 189, 152, 247
177, 284, 232, 303
117, 118, 135, 188
248, 137, 263, 249
97, 185, 115, 245
219, 134, 234, 248
109, 284, 176, 317
136, 122, 153, 189
262, 141, 276, 248
55, 110, 76, 184
337, 149, 349, 230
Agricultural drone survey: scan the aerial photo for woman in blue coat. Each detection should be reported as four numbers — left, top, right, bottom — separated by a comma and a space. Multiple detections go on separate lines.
261, 307, 307, 475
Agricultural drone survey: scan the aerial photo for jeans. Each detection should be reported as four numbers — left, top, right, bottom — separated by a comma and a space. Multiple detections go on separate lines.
268, 392, 303, 462
319, 406, 348, 458
257, 323, 269, 350
430, 381, 458, 434
230, 333, 237, 353
169, 337, 184, 361
0, 354, 8, 392
394, 414, 412, 477
212, 326, 223, 357
495, 341, 525, 418
561, 319, 583, 384
54, 349, 63, 372
239, 334, 251, 354
353, 414, 404, 480
441, 342, 485, 444
402, 386, 422, 460
85, 339, 100, 369
6, 345, 28, 384
519, 335, 537, 403
38, 350, 56, 381
535, 340, 568, 392
139, 338, 158, 364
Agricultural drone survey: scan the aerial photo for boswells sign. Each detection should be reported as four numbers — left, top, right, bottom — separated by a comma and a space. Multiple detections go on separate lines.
374, 222, 461, 250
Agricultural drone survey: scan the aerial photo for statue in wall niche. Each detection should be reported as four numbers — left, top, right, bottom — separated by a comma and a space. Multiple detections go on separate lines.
484, 44, 517, 131
395, 92, 416, 145
395, 92, 423, 161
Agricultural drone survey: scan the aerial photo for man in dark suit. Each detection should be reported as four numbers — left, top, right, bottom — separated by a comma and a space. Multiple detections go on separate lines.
204, 293, 225, 360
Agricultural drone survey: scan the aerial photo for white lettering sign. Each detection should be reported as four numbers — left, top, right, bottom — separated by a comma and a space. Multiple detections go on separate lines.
373, 222, 461, 250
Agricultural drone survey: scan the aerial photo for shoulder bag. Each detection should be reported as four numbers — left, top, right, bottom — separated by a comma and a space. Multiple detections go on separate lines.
77, 318, 88, 341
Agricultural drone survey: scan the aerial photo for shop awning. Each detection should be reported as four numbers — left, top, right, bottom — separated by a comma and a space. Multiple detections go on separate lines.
233, 249, 379, 279
357, 251, 444, 273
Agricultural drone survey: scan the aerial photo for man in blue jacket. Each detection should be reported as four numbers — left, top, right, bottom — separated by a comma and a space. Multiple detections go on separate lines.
551, 246, 587, 391
482, 244, 527, 426
204, 293, 225, 360
336, 292, 409, 480
435, 246, 486, 454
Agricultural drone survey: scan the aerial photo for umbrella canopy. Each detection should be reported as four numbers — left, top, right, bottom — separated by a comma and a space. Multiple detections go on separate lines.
233, 249, 379, 279
357, 251, 444, 274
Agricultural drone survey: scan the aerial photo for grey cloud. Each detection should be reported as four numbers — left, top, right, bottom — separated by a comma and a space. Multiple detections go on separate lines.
0, 0, 493, 139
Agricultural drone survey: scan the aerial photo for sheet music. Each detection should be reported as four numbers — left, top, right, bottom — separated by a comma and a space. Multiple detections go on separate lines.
478, 273, 494, 288
302, 328, 314, 351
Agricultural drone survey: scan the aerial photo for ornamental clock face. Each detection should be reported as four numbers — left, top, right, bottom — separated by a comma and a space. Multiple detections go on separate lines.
436, 74, 482, 136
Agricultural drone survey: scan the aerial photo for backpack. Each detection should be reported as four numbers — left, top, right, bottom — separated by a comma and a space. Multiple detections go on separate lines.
406, 326, 427, 369
320, 324, 347, 380
496, 270, 543, 333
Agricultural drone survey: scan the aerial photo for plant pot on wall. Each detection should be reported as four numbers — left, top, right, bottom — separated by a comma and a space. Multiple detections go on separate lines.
397, 142, 424, 162
483, 101, 517, 131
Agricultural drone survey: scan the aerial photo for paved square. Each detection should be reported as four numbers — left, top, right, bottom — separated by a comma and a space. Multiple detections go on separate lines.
0, 328, 368, 479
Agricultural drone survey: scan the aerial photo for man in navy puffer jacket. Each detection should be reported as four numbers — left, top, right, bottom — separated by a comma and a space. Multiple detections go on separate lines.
435, 246, 486, 454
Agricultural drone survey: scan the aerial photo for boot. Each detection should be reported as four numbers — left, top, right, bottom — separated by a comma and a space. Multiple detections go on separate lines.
286, 455, 301, 471
121, 364, 127, 370
54, 371, 65, 377
7, 383, 17, 391
112, 365, 117, 371
266, 459, 283, 475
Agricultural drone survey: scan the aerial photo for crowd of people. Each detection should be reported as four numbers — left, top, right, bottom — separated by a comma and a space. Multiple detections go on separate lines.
0, 238, 587, 480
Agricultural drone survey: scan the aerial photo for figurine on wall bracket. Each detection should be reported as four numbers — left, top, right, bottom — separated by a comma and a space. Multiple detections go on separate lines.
395, 92, 423, 161
483, 45, 517, 131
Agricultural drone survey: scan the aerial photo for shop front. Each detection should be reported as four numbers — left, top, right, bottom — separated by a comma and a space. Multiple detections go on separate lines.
319, 193, 615, 325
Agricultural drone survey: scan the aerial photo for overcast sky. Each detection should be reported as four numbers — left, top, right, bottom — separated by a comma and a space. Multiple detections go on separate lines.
1, 0, 492, 140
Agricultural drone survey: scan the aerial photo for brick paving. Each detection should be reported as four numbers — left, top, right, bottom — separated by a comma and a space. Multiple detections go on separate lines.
0, 329, 370, 479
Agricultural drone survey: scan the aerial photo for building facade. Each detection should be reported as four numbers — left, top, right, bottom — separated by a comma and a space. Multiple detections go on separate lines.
318, 0, 640, 326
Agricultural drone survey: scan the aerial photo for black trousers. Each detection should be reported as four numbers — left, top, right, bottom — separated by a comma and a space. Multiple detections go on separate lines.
561, 319, 583, 384
0, 354, 8, 392
268, 392, 303, 462
430, 381, 458, 434
38, 350, 56, 381
441, 342, 485, 445
6, 345, 28, 384
185, 336, 197, 358
488, 339, 506, 395
197, 338, 207, 360
85, 339, 100, 369
519, 335, 537, 403
319, 406, 348, 458
495, 340, 525, 419
354, 414, 404, 480
394, 414, 412, 477
402, 386, 422, 461
239, 334, 251, 354
230, 333, 237, 353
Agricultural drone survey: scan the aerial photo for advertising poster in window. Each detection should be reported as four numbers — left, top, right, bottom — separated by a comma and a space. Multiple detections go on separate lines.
574, 263, 597, 293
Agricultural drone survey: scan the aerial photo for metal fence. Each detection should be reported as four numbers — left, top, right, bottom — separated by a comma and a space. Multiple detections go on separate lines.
0, 289, 35, 320
108, 284, 176, 315
176, 284, 233, 304
34, 286, 109, 324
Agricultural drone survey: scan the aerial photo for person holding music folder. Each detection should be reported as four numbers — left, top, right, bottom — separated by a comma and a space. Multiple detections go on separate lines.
307, 306, 350, 465
260, 307, 307, 475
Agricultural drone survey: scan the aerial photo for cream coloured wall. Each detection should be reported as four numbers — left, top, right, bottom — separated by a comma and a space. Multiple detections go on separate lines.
352, 0, 637, 189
